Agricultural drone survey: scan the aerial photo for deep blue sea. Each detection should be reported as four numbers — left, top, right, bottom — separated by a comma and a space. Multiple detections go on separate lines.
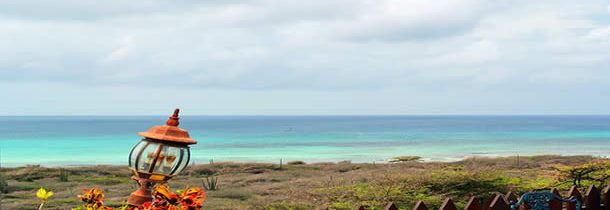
1, 116, 610, 167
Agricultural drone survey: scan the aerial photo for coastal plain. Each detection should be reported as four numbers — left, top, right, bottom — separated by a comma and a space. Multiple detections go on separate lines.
0, 155, 602, 210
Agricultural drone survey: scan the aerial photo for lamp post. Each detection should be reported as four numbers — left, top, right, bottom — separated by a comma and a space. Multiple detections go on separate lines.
127, 108, 197, 206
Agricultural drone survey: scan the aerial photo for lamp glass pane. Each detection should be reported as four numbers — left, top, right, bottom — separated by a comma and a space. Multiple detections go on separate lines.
137, 141, 162, 172
128, 140, 146, 168
172, 147, 190, 175
152, 146, 182, 175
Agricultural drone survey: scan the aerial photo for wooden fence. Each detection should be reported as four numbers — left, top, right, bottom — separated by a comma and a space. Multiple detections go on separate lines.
325, 185, 610, 210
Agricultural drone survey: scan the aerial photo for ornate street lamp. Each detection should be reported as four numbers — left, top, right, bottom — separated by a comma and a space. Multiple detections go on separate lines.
127, 108, 198, 206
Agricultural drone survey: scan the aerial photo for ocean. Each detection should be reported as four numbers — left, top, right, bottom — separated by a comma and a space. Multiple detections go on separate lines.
1, 115, 610, 167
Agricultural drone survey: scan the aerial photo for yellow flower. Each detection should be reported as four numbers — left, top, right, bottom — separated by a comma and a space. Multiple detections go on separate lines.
36, 187, 54, 201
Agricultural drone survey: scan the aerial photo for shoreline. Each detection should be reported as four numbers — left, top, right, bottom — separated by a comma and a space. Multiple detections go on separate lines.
2, 153, 607, 168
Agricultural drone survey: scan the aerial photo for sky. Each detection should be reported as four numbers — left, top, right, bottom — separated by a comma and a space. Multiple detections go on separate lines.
0, 0, 609, 115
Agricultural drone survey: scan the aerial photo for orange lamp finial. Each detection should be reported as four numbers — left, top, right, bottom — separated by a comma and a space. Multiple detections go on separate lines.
166, 108, 180, 126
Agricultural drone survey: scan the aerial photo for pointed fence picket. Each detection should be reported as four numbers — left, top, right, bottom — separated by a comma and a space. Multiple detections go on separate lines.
465, 196, 482, 210
549, 188, 562, 210
567, 186, 583, 210
345, 184, 609, 210
603, 185, 610, 210
440, 198, 458, 210
586, 185, 601, 210
383, 202, 398, 210
505, 192, 519, 204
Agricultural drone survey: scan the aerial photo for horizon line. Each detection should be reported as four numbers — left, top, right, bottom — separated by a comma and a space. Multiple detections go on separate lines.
2, 114, 610, 117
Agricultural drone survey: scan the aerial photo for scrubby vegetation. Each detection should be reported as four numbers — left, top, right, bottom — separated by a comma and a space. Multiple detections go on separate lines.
0, 155, 608, 210
0, 173, 8, 193
388, 156, 422, 163
287, 160, 306, 165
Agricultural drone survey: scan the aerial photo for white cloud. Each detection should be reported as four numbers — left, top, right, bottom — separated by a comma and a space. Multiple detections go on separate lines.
0, 0, 609, 90
586, 26, 610, 41
528, 70, 595, 84
103, 35, 136, 63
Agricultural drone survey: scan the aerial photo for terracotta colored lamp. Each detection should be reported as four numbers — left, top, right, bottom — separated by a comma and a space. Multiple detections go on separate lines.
127, 108, 198, 206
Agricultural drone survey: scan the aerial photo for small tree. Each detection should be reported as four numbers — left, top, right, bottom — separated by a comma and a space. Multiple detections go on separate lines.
589, 160, 610, 186
555, 159, 610, 187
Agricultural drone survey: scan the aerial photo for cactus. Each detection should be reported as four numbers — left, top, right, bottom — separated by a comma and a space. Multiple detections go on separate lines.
59, 168, 68, 182
202, 176, 218, 191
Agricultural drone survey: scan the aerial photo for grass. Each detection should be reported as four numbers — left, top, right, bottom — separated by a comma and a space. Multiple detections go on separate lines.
0, 155, 604, 210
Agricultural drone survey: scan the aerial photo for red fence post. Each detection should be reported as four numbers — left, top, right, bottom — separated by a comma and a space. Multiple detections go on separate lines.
549, 188, 563, 210
465, 196, 482, 210
490, 194, 511, 210
603, 184, 610, 210
567, 185, 583, 210
413, 201, 429, 210
440, 198, 458, 210
483, 195, 496, 210
384, 202, 398, 210
505, 191, 518, 203
586, 185, 601, 210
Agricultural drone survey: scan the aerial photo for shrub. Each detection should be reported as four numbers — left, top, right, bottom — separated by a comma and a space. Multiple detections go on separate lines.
336, 165, 360, 173
0, 174, 7, 193
192, 167, 217, 176
288, 160, 306, 165
388, 156, 421, 163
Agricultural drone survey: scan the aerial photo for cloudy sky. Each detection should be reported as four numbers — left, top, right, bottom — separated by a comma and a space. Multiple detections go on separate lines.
1, 0, 609, 115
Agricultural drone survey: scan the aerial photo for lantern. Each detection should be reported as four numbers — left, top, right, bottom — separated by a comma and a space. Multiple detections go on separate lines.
127, 108, 197, 206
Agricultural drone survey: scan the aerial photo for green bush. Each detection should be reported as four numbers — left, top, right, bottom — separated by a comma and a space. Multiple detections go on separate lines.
191, 167, 217, 177
0, 174, 8, 193
288, 160, 306, 165
388, 156, 421, 163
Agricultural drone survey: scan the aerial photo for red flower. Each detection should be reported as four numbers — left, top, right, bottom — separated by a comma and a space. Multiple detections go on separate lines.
76, 187, 113, 210
148, 184, 206, 210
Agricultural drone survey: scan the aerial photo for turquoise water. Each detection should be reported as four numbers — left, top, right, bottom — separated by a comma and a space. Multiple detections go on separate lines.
1, 116, 610, 167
